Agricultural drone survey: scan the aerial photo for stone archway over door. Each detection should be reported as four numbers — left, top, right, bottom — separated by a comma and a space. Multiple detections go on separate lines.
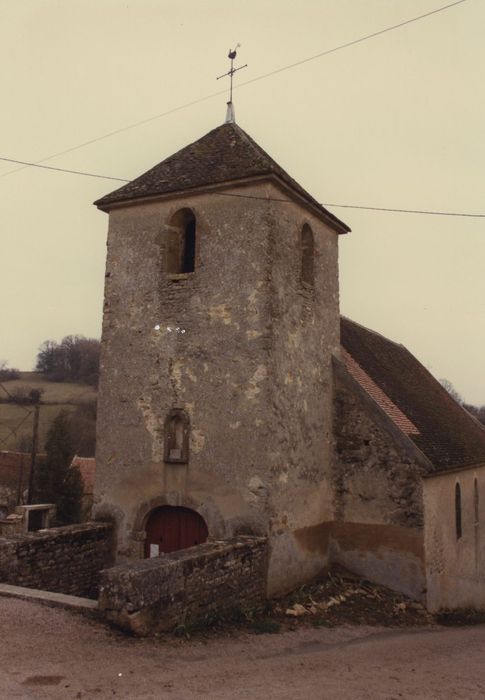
144, 506, 208, 558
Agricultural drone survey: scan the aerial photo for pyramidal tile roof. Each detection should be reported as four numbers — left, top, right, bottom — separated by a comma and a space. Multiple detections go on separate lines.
94, 122, 350, 233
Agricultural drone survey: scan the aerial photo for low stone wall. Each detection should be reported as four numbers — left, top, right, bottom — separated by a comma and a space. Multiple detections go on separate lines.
0, 522, 114, 599
98, 536, 268, 635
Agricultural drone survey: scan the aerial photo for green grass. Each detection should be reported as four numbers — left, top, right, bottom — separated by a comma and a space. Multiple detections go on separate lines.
0, 373, 97, 452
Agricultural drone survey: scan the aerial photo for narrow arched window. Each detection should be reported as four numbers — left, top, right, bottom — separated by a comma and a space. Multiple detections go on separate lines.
166, 209, 196, 274
164, 409, 189, 463
301, 224, 314, 288
455, 482, 462, 540
474, 478, 479, 525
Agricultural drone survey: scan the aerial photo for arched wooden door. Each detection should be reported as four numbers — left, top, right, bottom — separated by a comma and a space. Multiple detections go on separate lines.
144, 506, 208, 558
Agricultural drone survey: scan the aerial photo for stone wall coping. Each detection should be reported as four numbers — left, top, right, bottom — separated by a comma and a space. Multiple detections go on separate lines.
15, 503, 55, 512
101, 536, 267, 578
0, 520, 112, 545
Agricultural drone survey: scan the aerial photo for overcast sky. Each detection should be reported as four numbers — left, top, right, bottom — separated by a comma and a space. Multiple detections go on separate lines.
1, 0, 484, 404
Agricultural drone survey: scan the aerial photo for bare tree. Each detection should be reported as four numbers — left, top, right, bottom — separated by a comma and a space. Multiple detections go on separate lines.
439, 378, 463, 405
35, 336, 100, 386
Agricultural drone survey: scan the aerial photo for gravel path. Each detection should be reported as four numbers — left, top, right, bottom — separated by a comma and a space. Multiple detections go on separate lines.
1, 597, 485, 699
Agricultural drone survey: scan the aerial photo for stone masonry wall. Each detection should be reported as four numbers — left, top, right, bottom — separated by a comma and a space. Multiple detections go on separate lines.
332, 360, 431, 600
0, 522, 113, 598
98, 536, 268, 635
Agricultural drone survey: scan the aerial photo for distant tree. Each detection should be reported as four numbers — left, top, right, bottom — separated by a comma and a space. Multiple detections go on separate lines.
68, 400, 97, 457
35, 340, 58, 375
0, 360, 20, 382
33, 410, 83, 525
35, 336, 100, 386
439, 378, 463, 405
439, 379, 485, 426
463, 403, 485, 427
75, 338, 100, 386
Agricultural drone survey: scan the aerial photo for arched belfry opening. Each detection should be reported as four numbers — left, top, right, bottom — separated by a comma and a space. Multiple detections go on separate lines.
166, 208, 196, 274
144, 506, 208, 557
301, 224, 314, 288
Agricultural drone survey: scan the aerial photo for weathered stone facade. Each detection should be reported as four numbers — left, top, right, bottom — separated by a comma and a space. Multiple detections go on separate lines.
0, 522, 113, 598
332, 360, 430, 599
94, 176, 341, 594
99, 536, 267, 635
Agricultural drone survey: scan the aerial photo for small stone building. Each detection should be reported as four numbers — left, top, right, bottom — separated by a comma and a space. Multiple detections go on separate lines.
424, 463, 485, 611
93, 117, 485, 608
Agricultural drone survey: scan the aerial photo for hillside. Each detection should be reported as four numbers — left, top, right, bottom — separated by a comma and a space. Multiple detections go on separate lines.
0, 372, 97, 452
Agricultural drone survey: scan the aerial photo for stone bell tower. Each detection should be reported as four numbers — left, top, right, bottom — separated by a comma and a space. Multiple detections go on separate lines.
93, 120, 349, 594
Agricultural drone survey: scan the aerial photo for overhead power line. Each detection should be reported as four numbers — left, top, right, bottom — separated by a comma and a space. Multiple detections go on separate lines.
322, 202, 485, 218
0, 0, 469, 180
2, 154, 483, 219
237, 0, 469, 89
213, 191, 485, 218
0, 382, 33, 413
0, 157, 128, 182
212, 191, 485, 219
0, 410, 33, 450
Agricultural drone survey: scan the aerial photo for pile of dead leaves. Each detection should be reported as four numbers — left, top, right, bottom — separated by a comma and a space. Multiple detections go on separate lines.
265, 566, 433, 629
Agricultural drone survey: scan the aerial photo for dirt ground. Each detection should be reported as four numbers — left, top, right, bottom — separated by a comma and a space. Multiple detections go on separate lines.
2, 598, 485, 700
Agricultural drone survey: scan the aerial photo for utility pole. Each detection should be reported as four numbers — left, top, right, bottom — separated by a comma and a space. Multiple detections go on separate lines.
27, 390, 41, 505
16, 453, 26, 506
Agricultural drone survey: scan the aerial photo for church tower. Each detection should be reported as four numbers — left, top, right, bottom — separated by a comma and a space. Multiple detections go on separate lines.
94, 121, 349, 594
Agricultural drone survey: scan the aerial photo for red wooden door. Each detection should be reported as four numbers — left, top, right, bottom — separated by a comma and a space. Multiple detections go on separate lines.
144, 506, 208, 558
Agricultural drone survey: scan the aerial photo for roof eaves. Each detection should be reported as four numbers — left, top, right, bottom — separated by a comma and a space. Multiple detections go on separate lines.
95, 171, 350, 233
269, 174, 350, 233
423, 460, 485, 479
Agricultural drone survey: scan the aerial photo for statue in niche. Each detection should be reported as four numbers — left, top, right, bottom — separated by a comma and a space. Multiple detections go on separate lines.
164, 409, 189, 463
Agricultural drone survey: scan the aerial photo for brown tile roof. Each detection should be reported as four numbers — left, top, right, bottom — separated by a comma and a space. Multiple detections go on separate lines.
70, 456, 96, 495
340, 317, 485, 471
341, 348, 420, 436
94, 122, 350, 233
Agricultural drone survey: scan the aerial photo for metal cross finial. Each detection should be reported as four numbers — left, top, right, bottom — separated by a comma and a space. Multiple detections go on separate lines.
216, 44, 247, 123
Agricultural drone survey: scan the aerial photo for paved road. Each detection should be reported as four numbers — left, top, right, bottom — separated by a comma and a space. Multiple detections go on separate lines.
1, 597, 485, 699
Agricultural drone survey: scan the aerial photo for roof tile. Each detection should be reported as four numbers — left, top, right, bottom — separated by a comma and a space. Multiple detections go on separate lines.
94, 122, 350, 232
